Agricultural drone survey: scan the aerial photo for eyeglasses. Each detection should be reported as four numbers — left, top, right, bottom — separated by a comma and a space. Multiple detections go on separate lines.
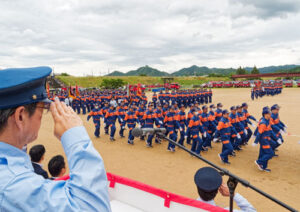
36, 103, 51, 114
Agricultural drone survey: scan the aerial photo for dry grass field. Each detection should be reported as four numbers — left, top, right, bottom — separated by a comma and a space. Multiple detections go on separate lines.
29, 88, 300, 211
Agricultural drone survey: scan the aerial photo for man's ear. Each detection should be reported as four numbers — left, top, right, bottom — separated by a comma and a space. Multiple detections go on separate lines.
13, 106, 26, 130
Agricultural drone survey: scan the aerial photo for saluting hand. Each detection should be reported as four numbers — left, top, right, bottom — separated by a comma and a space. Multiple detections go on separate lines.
218, 183, 230, 197
50, 98, 83, 140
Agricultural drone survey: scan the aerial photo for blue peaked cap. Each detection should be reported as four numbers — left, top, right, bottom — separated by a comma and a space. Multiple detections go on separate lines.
0, 66, 52, 109
194, 167, 222, 192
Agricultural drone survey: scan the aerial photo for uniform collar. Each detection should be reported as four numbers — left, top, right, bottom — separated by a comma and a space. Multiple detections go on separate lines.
0, 141, 33, 172
197, 196, 216, 206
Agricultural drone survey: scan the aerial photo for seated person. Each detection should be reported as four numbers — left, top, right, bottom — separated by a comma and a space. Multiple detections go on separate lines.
48, 155, 66, 180
29, 144, 48, 179
194, 167, 256, 211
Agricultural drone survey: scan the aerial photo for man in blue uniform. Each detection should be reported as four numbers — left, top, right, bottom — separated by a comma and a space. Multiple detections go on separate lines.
187, 109, 205, 155
124, 106, 138, 144
0, 67, 111, 211
105, 105, 118, 141
87, 104, 102, 138
253, 108, 281, 172
215, 110, 236, 164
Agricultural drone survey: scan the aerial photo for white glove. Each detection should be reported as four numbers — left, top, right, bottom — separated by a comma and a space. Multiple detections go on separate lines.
284, 127, 287, 133
252, 143, 258, 147
203, 131, 207, 138
251, 123, 256, 128
279, 129, 284, 135
138, 124, 141, 128
213, 138, 218, 143
277, 138, 282, 145
120, 118, 123, 122
159, 121, 163, 125
121, 126, 125, 129
184, 135, 188, 139
244, 129, 248, 135
180, 127, 183, 131
237, 134, 241, 139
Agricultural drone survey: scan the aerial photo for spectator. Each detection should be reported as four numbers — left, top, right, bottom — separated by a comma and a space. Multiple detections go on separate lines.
109, 96, 118, 108
48, 155, 66, 180
0, 67, 111, 211
29, 144, 49, 179
194, 167, 256, 211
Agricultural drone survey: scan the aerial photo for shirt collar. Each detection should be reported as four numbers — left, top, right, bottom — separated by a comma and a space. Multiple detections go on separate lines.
0, 141, 33, 172
197, 196, 216, 206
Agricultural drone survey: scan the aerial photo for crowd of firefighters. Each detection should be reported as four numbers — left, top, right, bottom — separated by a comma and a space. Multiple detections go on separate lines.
251, 84, 283, 100
49, 88, 287, 172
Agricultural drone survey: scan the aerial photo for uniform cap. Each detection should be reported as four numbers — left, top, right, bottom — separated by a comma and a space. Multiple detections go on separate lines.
0, 67, 52, 109
241, 103, 248, 107
271, 104, 280, 110
202, 105, 207, 110
222, 109, 229, 115
230, 106, 236, 111
262, 108, 271, 115
194, 167, 222, 192
209, 104, 215, 109
217, 103, 223, 107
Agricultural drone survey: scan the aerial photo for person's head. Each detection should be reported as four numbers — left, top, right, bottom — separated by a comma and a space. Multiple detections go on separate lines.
236, 105, 242, 113
230, 106, 236, 114
217, 103, 223, 109
271, 104, 280, 114
194, 167, 222, 201
29, 144, 46, 163
192, 109, 198, 116
0, 67, 53, 149
241, 102, 248, 110
148, 104, 153, 111
262, 108, 271, 119
222, 110, 229, 118
202, 106, 208, 113
48, 155, 66, 178
180, 105, 185, 112
209, 104, 215, 111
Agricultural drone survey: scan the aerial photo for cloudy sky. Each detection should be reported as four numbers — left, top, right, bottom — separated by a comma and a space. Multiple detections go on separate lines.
1, 0, 300, 76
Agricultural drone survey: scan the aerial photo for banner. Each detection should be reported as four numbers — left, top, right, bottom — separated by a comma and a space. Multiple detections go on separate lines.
76, 84, 80, 96
137, 83, 142, 96
68, 85, 75, 99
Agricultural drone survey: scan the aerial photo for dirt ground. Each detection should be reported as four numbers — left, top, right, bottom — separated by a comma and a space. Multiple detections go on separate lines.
30, 88, 300, 211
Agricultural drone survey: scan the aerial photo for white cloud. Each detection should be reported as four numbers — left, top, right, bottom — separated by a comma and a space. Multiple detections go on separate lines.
0, 0, 300, 75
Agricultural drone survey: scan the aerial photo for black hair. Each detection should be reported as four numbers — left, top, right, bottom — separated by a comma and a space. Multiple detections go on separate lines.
197, 186, 218, 201
29, 144, 46, 163
48, 155, 65, 177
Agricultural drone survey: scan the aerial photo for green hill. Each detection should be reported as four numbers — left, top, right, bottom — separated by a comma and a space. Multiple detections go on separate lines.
245, 65, 300, 73
105, 64, 300, 77
171, 65, 235, 76
107, 71, 125, 76
107, 65, 169, 77
277, 66, 300, 73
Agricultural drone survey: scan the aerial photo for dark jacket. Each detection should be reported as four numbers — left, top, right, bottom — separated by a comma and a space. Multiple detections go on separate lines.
32, 162, 49, 179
